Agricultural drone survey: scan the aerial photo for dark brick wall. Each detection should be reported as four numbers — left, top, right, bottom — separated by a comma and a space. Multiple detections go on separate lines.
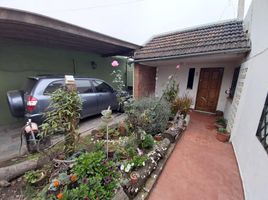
134, 63, 156, 99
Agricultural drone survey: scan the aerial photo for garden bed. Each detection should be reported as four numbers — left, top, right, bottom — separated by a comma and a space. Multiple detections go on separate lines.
0, 69, 192, 200
0, 113, 189, 200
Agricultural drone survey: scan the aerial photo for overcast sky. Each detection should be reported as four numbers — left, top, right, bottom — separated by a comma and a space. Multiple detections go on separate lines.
0, 0, 252, 45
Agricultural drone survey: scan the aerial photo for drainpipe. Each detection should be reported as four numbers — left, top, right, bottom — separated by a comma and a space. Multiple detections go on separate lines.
72, 59, 76, 75
237, 0, 245, 20
125, 58, 128, 90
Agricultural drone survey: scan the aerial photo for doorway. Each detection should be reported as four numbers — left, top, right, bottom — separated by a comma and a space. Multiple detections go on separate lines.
195, 68, 223, 113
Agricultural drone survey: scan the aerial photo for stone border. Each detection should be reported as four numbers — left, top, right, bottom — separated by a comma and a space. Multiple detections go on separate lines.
113, 114, 190, 200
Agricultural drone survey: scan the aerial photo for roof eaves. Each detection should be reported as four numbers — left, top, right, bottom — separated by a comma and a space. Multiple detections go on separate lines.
134, 47, 251, 63
0, 7, 141, 50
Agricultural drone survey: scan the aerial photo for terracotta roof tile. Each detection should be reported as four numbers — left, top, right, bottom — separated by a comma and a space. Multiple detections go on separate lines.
134, 21, 250, 60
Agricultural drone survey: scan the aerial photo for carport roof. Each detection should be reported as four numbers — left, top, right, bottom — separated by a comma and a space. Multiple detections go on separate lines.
0, 7, 140, 56
134, 20, 251, 62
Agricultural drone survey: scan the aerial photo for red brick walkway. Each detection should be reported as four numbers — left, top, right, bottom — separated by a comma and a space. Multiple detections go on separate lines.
148, 111, 244, 200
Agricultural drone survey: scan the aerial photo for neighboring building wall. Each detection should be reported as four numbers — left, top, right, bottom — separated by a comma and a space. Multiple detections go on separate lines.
134, 64, 156, 99
230, 0, 268, 199
0, 39, 130, 126
155, 63, 237, 113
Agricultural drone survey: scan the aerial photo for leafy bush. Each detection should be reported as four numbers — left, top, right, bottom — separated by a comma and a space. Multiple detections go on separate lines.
69, 151, 120, 199
140, 134, 154, 149
126, 97, 171, 135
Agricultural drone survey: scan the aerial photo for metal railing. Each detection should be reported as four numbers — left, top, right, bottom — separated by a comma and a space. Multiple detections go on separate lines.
256, 93, 268, 153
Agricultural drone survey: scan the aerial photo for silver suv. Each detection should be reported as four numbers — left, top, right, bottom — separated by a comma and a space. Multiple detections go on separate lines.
7, 75, 122, 125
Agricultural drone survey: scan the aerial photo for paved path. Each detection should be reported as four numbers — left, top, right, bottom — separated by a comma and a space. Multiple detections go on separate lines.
0, 113, 125, 163
148, 111, 244, 200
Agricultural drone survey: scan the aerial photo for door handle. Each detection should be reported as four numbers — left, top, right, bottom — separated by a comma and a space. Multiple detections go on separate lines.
201, 96, 207, 102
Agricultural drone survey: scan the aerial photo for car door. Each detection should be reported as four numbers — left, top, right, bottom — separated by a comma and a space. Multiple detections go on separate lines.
75, 79, 98, 118
91, 80, 117, 112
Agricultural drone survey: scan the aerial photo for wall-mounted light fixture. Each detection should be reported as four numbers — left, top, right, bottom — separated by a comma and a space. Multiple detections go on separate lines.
91, 61, 97, 70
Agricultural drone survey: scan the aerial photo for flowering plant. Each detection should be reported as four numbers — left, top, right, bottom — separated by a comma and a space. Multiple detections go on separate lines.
110, 60, 126, 107
120, 154, 148, 173
68, 151, 120, 199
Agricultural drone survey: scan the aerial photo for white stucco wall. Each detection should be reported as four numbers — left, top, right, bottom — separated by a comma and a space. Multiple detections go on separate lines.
155, 63, 236, 113
230, 0, 268, 199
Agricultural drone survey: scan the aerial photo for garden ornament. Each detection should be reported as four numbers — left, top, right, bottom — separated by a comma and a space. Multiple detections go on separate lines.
101, 106, 113, 159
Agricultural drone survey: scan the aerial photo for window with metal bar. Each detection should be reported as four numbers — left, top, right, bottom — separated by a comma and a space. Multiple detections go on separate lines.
256, 93, 268, 153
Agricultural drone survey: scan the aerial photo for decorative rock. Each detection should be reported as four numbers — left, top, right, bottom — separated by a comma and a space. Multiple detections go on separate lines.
123, 139, 170, 198
0, 180, 11, 187
184, 114, 190, 127
112, 186, 129, 200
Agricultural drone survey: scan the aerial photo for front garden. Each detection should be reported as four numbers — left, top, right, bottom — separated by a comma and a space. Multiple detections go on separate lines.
0, 64, 192, 200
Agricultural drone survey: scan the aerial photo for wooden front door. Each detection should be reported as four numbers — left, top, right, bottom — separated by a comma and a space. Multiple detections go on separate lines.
195, 68, 223, 113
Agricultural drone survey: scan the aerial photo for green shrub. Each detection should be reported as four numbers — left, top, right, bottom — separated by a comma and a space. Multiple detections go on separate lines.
126, 97, 171, 135
141, 134, 154, 149
69, 151, 120, 199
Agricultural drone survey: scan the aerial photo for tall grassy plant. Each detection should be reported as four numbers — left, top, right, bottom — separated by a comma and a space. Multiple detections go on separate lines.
172, 94, 193, 117
40, 87, 82, 156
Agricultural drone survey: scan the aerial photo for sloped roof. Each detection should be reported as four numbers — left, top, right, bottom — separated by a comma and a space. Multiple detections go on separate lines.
0, 7, 140, 56
134, 20, 250, 61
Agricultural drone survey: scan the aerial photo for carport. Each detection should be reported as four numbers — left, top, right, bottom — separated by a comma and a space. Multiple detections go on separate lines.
0, 7, 140, 126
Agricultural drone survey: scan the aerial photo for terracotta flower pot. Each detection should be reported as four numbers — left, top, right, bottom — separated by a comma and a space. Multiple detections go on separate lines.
214, 123, 225, 129
120, 154, 128, 160
154, 134, 163, 141
92, 129, 103, 140
108, 148, 115, 158
216, 132, 230, 142
130, 171, 139, 185
118, 122, 127, 136
166, 121, 173, 129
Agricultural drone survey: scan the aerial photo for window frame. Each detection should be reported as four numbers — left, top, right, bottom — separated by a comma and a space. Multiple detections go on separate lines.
75, 79, 94, 94
256, 93, 268, 154
43, 80, 64, 95
229, 67, 240, 99
186, 68, 195, 89
91, 80, 114, 93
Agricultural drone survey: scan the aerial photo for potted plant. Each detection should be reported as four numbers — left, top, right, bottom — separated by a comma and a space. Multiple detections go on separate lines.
111, 130, 120, 140
108, 144, 116, 158
130, 171, 139, 185
214, 117, 227, 129
92, 129, 104, 140
118, 121, 127, 136
154, 133, 163, 141
216, 127, 230, 142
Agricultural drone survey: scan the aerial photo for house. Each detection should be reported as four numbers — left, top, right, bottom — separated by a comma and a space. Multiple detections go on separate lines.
133, 0, 268, 199
0, 7, 140, 127
134, 20, 250, 117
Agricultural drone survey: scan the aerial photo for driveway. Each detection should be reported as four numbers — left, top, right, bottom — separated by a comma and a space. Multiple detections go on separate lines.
0, 113, 125, 164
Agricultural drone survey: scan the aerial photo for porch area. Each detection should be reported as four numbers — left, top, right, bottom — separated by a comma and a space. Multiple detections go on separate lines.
148, 111, 244, 200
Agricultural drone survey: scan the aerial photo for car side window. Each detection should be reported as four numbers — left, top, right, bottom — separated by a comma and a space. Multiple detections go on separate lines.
44, 80, 64, 95
76, 80, 93, 94
92, 80, 114, 93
